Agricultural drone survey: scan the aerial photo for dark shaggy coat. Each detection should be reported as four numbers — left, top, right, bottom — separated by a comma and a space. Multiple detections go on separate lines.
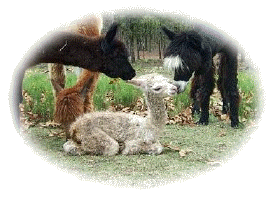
12, 22, 135, 128
50, 15, 102, 110
162, 25, 239, 127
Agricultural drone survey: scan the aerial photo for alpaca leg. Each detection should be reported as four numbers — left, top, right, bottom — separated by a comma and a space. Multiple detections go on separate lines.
122, 140, 142, 155
142, 141, 163, 155
82, 128, 119, 156
84, 72, 100, 113
222, 97, 229, 114
192, 99, 200, 115
225, 75, 239, 128
229, 89, 240, 128
197, 91, 210, 125
64, 123, 71, 140
217, 72, 230, 114
49, 63, 66, 100
222, 50, 240, 128
190, 75, 201, 116
216, 53, 230, 114
221, 75, 239, 127
195, 69, 215, 125
122, 140, 163, 155
63, 140, 84, 155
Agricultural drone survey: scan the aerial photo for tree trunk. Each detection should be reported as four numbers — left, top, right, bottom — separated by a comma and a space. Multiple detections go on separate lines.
130, 36, 135, 62
158, 39, 162, 60
137, 38, 141, 60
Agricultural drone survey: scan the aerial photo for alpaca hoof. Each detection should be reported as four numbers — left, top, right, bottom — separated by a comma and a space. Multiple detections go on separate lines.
63, 140, 82, 155
147, 144, 163, 155
231, 121, 239, 128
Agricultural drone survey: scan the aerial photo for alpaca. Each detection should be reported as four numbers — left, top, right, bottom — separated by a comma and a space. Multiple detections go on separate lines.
27, 23, 135, 80
49, 63, 66, 100
12, 21, 135, 128
52, 16, 102, 139
52, 69, 100, 139
49, 15, 102, 100
63, 73, 178, 156
162, 25, 240, 128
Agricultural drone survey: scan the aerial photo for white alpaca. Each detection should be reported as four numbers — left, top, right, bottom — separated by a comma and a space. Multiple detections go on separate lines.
63, 73, 178, 156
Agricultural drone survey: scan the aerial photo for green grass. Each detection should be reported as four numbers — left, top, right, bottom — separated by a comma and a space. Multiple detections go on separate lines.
21, 60, 260, 188
238, 71, 261, 122
172, 84, 192, 114
22, 72, 54, 121
24, 119, 254, 188
22, 71, 143, 119
65, 73, 78, 88
93, 75, 143, 110
22, 60, 260, 124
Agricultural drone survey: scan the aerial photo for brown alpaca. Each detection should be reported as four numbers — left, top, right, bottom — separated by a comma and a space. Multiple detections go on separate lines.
13, 16, 135, 129
53, 69, 100, 139
49, 15, 102, 100
51, 15, 102, 138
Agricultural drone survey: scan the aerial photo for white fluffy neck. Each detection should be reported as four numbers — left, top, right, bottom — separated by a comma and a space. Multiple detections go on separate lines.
145, 92, 167, 130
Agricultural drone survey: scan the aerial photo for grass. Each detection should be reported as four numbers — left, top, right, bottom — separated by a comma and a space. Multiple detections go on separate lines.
22, 72, 54, 121
22, 60, 259, 123
20, 59, 261, 188
24, 117, 254, 188
22, 70, 143, 119
93, 75, 143, 110
237, 71, 261, 122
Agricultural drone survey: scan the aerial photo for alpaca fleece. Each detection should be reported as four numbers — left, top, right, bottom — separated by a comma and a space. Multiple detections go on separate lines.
64, 73, 178, 156
162, 25, 239, 127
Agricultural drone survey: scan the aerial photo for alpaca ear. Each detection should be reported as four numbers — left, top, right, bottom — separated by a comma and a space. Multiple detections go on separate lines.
105, 23, 119, 43
127, 78, 146, 88
101, 23, 119, 54
161, 26, 176, 40
51, 79, 63, 93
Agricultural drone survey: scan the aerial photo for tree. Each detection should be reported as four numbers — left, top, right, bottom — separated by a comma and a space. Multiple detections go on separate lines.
106, 12, 191, 62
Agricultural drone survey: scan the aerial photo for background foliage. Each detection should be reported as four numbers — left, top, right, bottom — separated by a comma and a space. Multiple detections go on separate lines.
22, 60, 259, 126
103, 12, 191, 62
21, 14, 259, 126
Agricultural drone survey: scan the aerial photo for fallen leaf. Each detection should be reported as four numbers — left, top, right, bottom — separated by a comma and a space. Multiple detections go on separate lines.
220, 114, 229, 121
179, 149, 193, 158
163, 144, 180, 151
179, 150, 187, 157
218, 130, 226, 137
121, 107, 131, 113
109, 78, 120, 84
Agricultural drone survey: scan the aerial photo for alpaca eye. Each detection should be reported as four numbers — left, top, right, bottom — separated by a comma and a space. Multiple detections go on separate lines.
153, 87, 162, 91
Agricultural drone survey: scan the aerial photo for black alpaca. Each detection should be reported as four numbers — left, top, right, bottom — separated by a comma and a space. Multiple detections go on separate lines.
11, 23, 136, 128
162, 25, 239, 128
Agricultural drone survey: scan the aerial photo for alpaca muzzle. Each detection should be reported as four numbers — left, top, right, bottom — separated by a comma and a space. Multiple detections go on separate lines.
173, 80, 188, 94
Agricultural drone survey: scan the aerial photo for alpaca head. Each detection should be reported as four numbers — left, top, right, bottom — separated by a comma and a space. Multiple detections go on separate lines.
128, 73, 178, 98
161, 26, 203, 93
100, 23, 136, 80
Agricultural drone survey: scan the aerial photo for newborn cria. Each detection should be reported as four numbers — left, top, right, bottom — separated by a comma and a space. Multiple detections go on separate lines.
64, 73, 178, 155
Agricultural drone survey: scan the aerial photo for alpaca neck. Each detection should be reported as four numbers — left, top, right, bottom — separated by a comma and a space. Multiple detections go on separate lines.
145, 92, 167, 130
31, 32, 102, 71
